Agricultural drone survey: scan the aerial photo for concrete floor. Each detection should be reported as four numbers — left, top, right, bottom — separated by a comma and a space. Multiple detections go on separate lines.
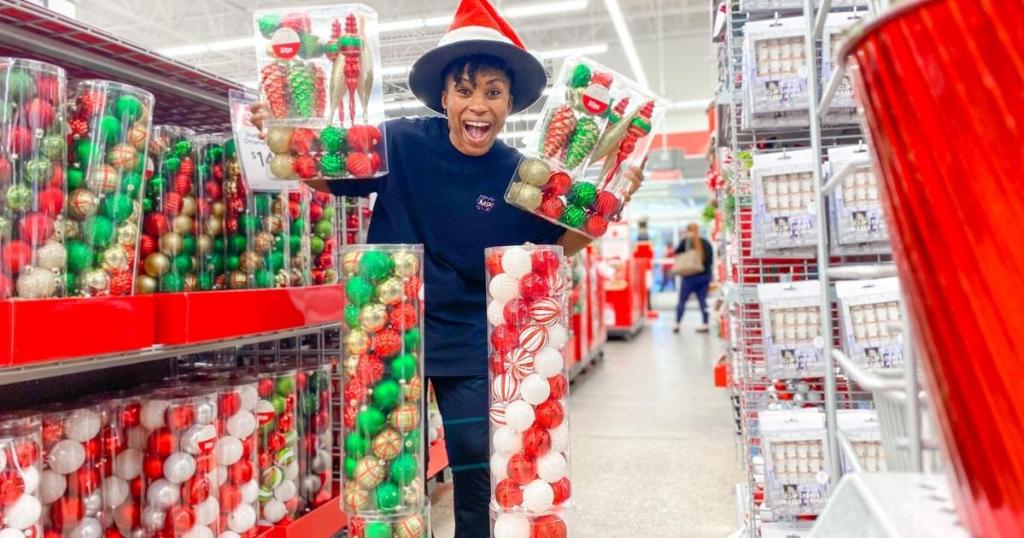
430, 315, 743, 537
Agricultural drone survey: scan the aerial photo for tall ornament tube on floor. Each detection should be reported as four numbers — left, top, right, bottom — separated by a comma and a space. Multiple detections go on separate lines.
486, 245, 573, 538
0, 415, 42, 536
339, 244, 426, 520
0, 58, 67, 300
347, 501, 431, 538
65, 80, 153, 296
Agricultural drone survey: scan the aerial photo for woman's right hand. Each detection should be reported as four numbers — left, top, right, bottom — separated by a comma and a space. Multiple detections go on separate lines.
249, 101, 269, 139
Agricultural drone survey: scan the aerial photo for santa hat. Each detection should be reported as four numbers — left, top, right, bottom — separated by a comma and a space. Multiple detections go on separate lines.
409, 0, 547, 114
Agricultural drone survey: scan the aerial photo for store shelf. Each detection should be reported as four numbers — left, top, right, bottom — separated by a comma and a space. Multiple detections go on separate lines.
256, 496, 347, 538
0, 0, 242, 130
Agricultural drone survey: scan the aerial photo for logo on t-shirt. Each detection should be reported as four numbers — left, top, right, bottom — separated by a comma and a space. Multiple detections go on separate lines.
476, 195, 496, 212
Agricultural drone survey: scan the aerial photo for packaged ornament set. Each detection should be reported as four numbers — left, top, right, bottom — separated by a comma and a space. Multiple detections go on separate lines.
757, 281, 824, 379
751, 149, 819, 256
836, 409, 885, 474
826, 145, 890, 253
835, 277, 903, 369
742, 18, 809, 117
759, 409, 830, 517
821, 12, 867, 118
506, 57, 667, 239
486, 245, 573, 538
253, 5, 388, 181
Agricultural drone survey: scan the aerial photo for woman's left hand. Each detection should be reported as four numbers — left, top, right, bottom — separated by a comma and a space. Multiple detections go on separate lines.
622, 157, 648, 204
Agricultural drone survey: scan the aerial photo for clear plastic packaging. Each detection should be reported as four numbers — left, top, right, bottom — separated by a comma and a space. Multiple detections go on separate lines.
297, 362, 333, 511
757, 281, 824, 379
65, 80, 153, 296
485, 245, 573, 537
209, 377, 261, 536
137, 125, 198, 293
826, 145, 890, 253
0, 58, 67, 300
308, 190, 339, 285
347, 502, 431, 538
751, 150, 819, 256
506, 57, 666, 238
233, 189, 293, 289
193, 133, 229, 291
759, 409, 830, 516
253, 4, 388, 180
339, 244, 425, 517
39, 404, 107, 537
255, 368, 300, 524
835, 278, 903, 369
98, 395, 148, 537
0, 414, 43, 535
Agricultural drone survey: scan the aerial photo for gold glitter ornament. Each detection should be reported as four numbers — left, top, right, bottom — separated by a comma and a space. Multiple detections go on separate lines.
223, 178, 238, 197
228, 270, 248, 289
135, 274, 158, 294
344, 330, 370, 356
264, 215, 283, 234
81, 269, 110, 294
392, 251, 420, 279
269, 154, 296, 179
343, 356, 359, 377
266, 127, 293, 154
101, 247, 129, 271
516, 158, 551, 187
376, 277, 404, 305
227, 160, 241, 179
239, 250, 263, 272
403, 478, 424, 506
342, 251, 361, 276
16, 267, 57, 299
196, 234, 213, 256
359, 304, 388, 333
180, 195, 197, 217
116, 223, 138, 246
204, 216, 223, 237
183, 274, 198, 291
159, 232, 184, 256
253, 232, 274, 254
59, 218, 81, 240
144, 252, 171, 277
323, 268, 338, 284
212, 201, 226, 218
173, 215, 193, 235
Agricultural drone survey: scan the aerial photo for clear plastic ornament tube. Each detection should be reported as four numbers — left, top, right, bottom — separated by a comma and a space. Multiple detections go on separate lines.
486, 245, 573, 538
65, 79, 153, 297
254, 368, 300, 524
347, 501, 431, 538
307, 189, 340, 285
296, 362, 333, 512
97, 394, 148, 537
235, 189, 293, 289
39, 404, 107, 537
0, 58, 68, 300
193, 133, 230, 291
208, 376, 261, 536
0, 414, 43, 536
339, 244, 425, 517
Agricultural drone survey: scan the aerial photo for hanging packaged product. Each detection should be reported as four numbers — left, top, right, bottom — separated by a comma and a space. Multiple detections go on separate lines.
253, 5, 387, 180
0, 58, 67, 300
836, 409, 885, 474
757, 281, 824, 379
307, 189, 339, 285
38, 404, 109, 537
759, 409, 830, 517
339, 244, 426, 518
65, 80, 153, 297
485, 245, 573, 538
742, 17, 808, 119
820, 12, 867, 125
137, 126, 199, 293
296, 362, 333, 512
0, 414, 42, 535
826, 144, 889, 253
505, 57, 667, 239
751, 149, 819, 255
835, 277, 902, 369
347, 502, 431, 538
254, 368, 300, 525
740, 0, 867, 13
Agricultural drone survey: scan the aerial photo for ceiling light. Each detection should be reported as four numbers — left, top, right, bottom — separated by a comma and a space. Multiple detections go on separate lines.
538, 43, 609, 59
602, 0, 648, 87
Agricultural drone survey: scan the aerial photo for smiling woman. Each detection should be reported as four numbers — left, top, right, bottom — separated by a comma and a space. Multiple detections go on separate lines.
440, 55, 515, 156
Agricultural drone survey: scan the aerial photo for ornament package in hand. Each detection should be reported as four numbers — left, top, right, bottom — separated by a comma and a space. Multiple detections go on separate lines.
339, 244, 426, 518
346, 502, 430, 538
759, 409, 830, 517
826, 145, 889, 252
835, 278, 903, 369
253, 5, 388, 180
505, 57, 666, 239
296, 363, 333, 512
751, 150, 819, 255
65, 80, 153, 297
757, 281, 824, 379
0, 415, 42, 535
0, 58, 67, 300
486, 245, 573, 537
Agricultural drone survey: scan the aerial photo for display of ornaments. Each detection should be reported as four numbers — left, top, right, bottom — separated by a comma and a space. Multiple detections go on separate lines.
231, 190, 291, 289
65, 79, 153, 297
0, 415, 42, 535
346, 502, 430, 538
505, 57, 665, 239
255, 369, 299, 524
340, 244, 425, 518
758, 280, 826, 379
296, 363, 332, 512
760, 410, 831, 517
836, 278, 904, 370
193, 134, 228, 291
39, 405, 107, 536
306, 190, 338, 285
252, 6, 387, 180
0, 58, 68, 299
486, 245, 572, 536
207, 377, 260, 536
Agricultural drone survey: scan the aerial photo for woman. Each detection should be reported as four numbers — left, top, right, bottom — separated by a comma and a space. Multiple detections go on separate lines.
674, 223, 714, 333
255, 1, 645, 534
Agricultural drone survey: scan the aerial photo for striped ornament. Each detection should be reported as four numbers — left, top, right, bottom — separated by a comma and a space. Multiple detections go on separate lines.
546, 272, 567, 295
491, 373, 521, 404
489, 402, 508, 427
503, 348, 535, 379
530, 298, 562, 326
518, 323, 549, 353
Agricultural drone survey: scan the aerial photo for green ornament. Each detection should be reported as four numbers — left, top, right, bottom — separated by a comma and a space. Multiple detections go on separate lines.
224, 139, 236, 160
213, 237, 226, 253
0, 102, 12, 124
5, 70, 35, 101
113, 94, 143, 123
207, 252, 224, 274
24, 159, 51, 184
345, 276, 375, 307
325, 42, 339, 55
257, 14, 280, 38
403, 328, 422, 352
120, 172, 143, 196
570, 62, 592, 89
356, 407, 386, 437
173, 140, 192, 158
310, 236, 324, 256
270, 394, 287, 416
67, 168, 85, 190
339, 35, 360, 48
0, 216, 9, 236
359, 251, 393, 281
228, 234, 247, 255
344, 456, 357, 480
299, 393, 318, 416
4, 184, 31, 211
276, 376, 295, 396
290, 218, 306, 236
197, 272, 214, 291
319, 127, 346, 153
365, 522, 391, 538
321, 205, 336, 223
298, 32, 323, 59
344, 433, 370, 459
40, 135, 66, 161
372, 380, 401, 411
238, 215, 259, 234
75, 139, 100, 167
254, 195, 271, 214
173, 254, 192, 273
99, 115, 122, 145
344, 304, 361, 329
313, 219, 333, 238
560, 205, 587, 228
390, 354, 417, 383
83, 216, 115, 248
287, 63, 316, 118
100, 194, 135, 223
565, 117, 600, 169
273, 235, 285, 253
141, 198, 154, 213
226, 255, 240, 272
318, 154, 343, 176
163, 156, 181, 175
267, 251, 285, 273
205, 145, 224, 164
570, 182, 597, 207
288, 234, 301, 254
196, 164, 210, 181
144, 174, 164, 196
403, 429, 421, 454
182, 235, 197, 256
375, 482, 401, 512
254, 269, 274, 288
161, 272, 184, 293
66, 240, 93, 273
390, 454, 418, 487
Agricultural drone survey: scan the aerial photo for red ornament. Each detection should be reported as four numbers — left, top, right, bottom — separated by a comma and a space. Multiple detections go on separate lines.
139, 235, 157, 258
219, 483, 242, 513
35, 76, 61, 103
23, 97, 56, 129
0, 156, 11, 182
531, 515, 568, 538
309, 203, 324, 223
535, 400, 565, 429
290, 128, 317, 154
519, 273, 550, 301
48, 163, 64, 189
69, 117, 89, 137
50, 495, 85, 530
389, 303, 418, 330
490, 324, 520, 355
261, 63, 289, 119
494, 479, 523, 509
551, 477, 571, 505
1, 241, 31, 274
174, 173, 192, 196
0, 275, 10, 300
545, 172, 572, 196
287, 200, 301, 220
531, 250, 562, 278
181, 474, 211, 505
165, 505, 195, 534
347, 125, 381, 152
279, 12, 312, 33
0, 470, 25, 505
503, 298, 532, 327
216, 393, 240, 419
105, 528, 125, 538
257, 379, 274, 398
75, 91, 105, 119
14, 440, 37, 468
165, 405, 195, 432
522, 425, 552, 458
268, 432, 286, 452
343, 406, 357, 429
346, 153, 374, 177
110, 270, 134, 295
179, 157, 195, 177
147, 428, 177, 458
143, 212, 170, 237
18, 212, 54, 245
538, 195, 564, 220
507, 453, 536, 485
204, 180, 222, 201
547, 375, 569, 400
584, 214, 608, 237
228, 459, 253, 485
37, 187, 64, 216
278, 412, 294, 433
130, 477, 142, 498
486, 250, 504, 276
593, 190, 620, 217
372, 330, 401, 358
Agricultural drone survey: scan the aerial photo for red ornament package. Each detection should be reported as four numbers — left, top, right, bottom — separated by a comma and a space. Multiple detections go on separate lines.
505, 57, 666, 239
253, 5, 388, 180
486, 245, 573, 537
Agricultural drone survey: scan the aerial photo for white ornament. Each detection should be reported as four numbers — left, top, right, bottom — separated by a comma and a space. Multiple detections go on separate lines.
261, 499, 286, 523
534, 348, 564, 378
141, 506, 166, 532
20, 467, 38, 495
546, 324, 568, 350
102, 476, 129, 509
219, 533, 242, 538
3, 494, 41, 529
537, 452, 568, 482
492, 426, 522, 455
140, 400, 170, 431
284, 461, 299, 481
501, 247, 532, 278
0, 451, 5, 473
491, 453, 510, 481
146, 478, 180, 509
48, 439, 86, 474
549, 423, 570, 453
216, 465, 228, 487
181, 424, 217, 455
520, 374, 551, 405
194, 497, 219, 527
504, 400, 536, 433
522, 479, 554, 513
428, 428, 438, 444
182, 525, 213, 538
489, 274, 520, 303
163, 452, 197, 483
227, 504, 256, 533
114, 448, 143, 481
492, 513, 530, 538
195, 401, 216, 426
70, 518, 102, 538
0, 529, 24, 538
38, 470, 66, 504
83, 490, 102, 515
64, 409, 102, 442
240, 480, 259, 505
215, 436, 243, 466
126, 427, 148, 450
238, 386, 259, 412
226, 411, 256, 439
487, 300, 507, 327
274, 479, 297, 502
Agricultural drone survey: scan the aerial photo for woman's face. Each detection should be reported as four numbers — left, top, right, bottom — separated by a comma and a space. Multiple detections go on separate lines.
441, 67, 513, 157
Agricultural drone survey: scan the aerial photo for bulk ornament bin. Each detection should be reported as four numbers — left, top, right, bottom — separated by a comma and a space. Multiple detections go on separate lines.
0, 58, 67, 300
347, 502, 430, 538
486, 245, 572, 538
253, 4, 388, 180
0, 414, 43, 536
38, 404, 108, 537
296, 362, 334, 512
254, 368, 301, 525
193, 134, 230, 291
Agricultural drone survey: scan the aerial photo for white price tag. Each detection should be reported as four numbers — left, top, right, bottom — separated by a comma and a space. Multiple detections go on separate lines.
228, 90, 298, 193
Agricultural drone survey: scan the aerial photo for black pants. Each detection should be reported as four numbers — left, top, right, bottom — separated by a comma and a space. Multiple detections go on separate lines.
676, 274, 711, 324
429, 376, 490, 537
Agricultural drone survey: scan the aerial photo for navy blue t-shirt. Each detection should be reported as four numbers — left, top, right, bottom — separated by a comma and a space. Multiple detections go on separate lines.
329, 117, 565, 377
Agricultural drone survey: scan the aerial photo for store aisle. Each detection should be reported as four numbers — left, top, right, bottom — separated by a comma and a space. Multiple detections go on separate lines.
430, 318, 742, 537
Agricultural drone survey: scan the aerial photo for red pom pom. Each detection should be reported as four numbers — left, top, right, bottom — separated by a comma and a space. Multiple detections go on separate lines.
531, 250, 561, 278
37, 187, 64, 216
503, 298, 531, 327
519, 273, 550, 301
545, 172, 572, 196
19, 212, 54, 245
294, 155, 318, 179
290, 128, 317, 154
535, 400, 565, 429
144, 213, 169, 237
584, 214, 608, 237
506, 453, 536, 485
531, 515, 568, 538
23, 97, 56, 129
490, 325, 520, 355
372, 329, 401, 358
547, 374, 569, 400
1, 241, 32, 274
495, 479, 523, 509
539, 195, 565, 219
347, 125, 381, 152
593, 190, 620, 217
522, 425, 551, 458
551, 477, 572, 505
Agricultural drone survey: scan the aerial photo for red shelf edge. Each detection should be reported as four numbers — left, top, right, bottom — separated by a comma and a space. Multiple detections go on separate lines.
256, 496, 346, 538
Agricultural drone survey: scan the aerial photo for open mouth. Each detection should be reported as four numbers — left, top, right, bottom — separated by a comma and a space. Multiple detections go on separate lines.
463, 120, 493, 144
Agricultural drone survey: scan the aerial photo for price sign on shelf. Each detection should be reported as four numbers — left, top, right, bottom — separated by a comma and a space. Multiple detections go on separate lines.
228, 89, 298, 192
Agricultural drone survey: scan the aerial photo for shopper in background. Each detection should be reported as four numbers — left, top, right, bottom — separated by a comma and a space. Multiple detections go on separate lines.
660, 240, 676, 291
673, 223, 714, 333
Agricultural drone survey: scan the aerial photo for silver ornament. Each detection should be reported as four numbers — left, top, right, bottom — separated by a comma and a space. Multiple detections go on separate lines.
36, 240, 66, 271
16, 267, 57, 298
301, 475, 322, 496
